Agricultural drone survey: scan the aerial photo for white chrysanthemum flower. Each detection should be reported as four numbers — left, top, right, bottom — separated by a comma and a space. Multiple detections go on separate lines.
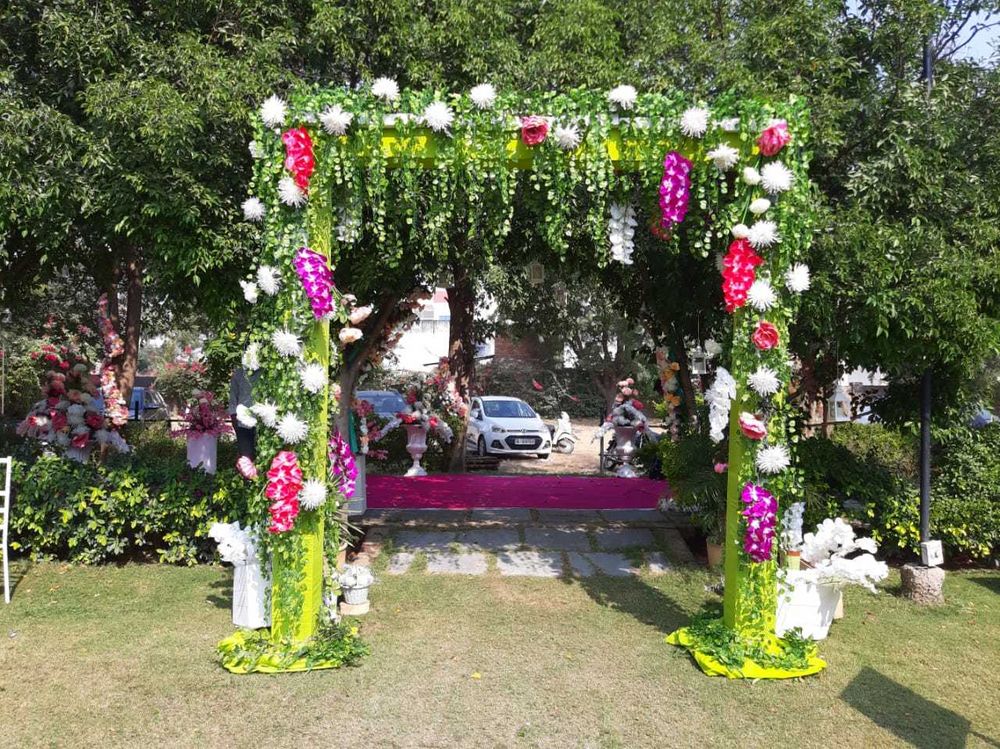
251, 401, 279, 428
731, 223, 750, 239
277, 176, 306, 208
785, 263, 811, 293
470, 83, 496, 109
277, 413, 308, 444
719, 117, 740, 132
299, 478, 327, 510
248, 140, 265, 159
423, 101, 454, 133
242, 342, 260, 372
260, 95, 287, 127
749, 198, 771, 215
235, 404, 257, 428
756, 444, 791, 474
256, 266, 280, 296
707, 143, 739, 171
761, 161, 794, 194
742, 166, 762, 185
608, 84, 638, 110
371, 77, 400, 102
680, 107, 710, 138
553, 123, 582, 150
320, 104, 353, 135
239, 280, 259, 304
271, 328, 302, 357
748, 366, 781, 397
300, 362, 327, 394
747, 278, 777, 311
747, 220, 780, 249
242, 197, 265, 222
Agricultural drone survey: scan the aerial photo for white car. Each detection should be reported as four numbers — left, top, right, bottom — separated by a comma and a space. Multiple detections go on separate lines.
466, 396, 552, 458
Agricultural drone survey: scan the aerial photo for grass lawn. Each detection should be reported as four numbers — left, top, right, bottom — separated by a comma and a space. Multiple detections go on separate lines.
1, 560, 998, 748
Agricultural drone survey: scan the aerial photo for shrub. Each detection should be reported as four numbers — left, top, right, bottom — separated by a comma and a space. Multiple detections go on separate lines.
657, 433, 727, 542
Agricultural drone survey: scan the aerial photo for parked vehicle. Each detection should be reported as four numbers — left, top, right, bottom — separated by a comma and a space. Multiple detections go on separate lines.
356, 390, 408, 418
549, 411, 577, 454
128, 386, 168, 421
466, 396, 552, 458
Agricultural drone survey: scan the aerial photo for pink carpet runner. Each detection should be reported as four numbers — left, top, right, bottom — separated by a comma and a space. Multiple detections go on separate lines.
366, 474, 669, 510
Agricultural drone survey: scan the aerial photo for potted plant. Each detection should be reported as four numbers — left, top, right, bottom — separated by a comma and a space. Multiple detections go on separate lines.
597, 378, 648, 478
208, 521, 270, 629
177, 389, 231, 474
338, 564, 375, 605
393, 386, 454, 477
780, 501, 805, 570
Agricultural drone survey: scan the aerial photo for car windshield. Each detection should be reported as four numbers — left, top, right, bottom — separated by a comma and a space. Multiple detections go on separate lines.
483, 400, 535, 418
358, 392, 407, 415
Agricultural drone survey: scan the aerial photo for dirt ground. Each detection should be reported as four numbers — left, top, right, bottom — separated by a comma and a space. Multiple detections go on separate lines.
493, 418, 613, 476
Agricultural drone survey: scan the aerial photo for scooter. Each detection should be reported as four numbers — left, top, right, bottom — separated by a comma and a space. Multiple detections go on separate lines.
549, 411, 577, 454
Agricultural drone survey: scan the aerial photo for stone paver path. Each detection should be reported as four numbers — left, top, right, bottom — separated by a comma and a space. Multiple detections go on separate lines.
593, 527, 655, 550
496, 551, 563, 578
522, 526, 592, 551
426, 551, 489, 575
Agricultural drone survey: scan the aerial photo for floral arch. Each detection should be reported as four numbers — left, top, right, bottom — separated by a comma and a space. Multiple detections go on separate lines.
223, 81, 821, 678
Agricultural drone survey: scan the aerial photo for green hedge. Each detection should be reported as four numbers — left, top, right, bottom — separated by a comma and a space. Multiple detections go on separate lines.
8, 434, 253, 565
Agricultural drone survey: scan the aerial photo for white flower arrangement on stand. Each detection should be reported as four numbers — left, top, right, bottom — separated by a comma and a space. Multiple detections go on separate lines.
208, 522, 270, 629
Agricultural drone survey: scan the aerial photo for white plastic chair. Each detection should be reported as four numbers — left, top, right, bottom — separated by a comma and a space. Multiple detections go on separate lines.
1, 456, 11, 603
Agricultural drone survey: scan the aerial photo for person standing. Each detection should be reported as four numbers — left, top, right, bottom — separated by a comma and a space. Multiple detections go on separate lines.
228, 366, 258, 459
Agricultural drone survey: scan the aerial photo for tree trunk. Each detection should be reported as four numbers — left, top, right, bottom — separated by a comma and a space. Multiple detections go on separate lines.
446, 267, 476, 472
116, 246, 142, 404
672, 333, 700, 432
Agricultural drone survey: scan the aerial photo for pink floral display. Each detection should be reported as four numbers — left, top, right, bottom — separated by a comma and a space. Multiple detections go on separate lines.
293, 247, 336, 319
328, 432, 358, 498
658, 151, 692, 229
177, 390, 232, 438
265, 451, 303, 533
97, 294, 129, 428
520, 116, 549, 146
236, 456, 258, 480
741, 482, 778, 562
721, 239, 764, 313
757, 120, 791, 157
282, 127, 315, 190
738, 412, 768, 441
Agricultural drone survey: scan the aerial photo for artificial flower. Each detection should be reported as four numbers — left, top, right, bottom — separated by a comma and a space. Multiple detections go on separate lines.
748, 366, 781, 397
329, 431, 359, 497
741, 483, 778, 562
705, 367, 736, 443
299, 478, 327, 510
751, 321, 780, 351
251, 401, 279, 428
719, 117, 740, 132
282, 127, 315, 190
679, 107, 709, 138
242, 197, 265, 222
293, 247, 336, 319
747, 220, 779, 249
277, 176, 306, 207
520, 116, 549, 146
336, 207, 362, 244
300, 362, 327, 394
339, 327, 363, 345
242, 342, 260, 372
721, 238, 764, 312
240, 280, 259, 304
236, 404, 257, 428
749, 197, 771, 215
608, 84, 638, 110
470, 83, 496, 109
553, 123, 582, 150
739, 412, 768, 440
256, 265, 280, 296
267, 496, 299, 534
260, 95, 287, 127
747, 278, 777, 311
742, 166, 762, 185
707, 143, 739, 171
785, 263, 811, 293
320, 104, 353, 135
236, 456, 258, 481
371, 77, 400, 102
608, 202, 638, 265
271, 328, 302, 357
248, 140, 265, 159
277, 412, 309, 443
349, 305, 373, 325
423, 101, 454, 133
659, 151, 693, 228
757, 119, 792, 156
731, 223, 750, 239
760, 161, 793, 194
756, 444, 791, 474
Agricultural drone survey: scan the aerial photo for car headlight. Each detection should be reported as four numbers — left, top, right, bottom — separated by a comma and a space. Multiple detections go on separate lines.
491, 425, 506, 433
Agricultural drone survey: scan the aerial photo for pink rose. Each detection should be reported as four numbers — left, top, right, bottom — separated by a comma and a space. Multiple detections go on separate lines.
713, 462, 728, 474
751, 321, 780, 351
757, 120, 791, 157
738, 412, 768, 441
520, 116, 549, 146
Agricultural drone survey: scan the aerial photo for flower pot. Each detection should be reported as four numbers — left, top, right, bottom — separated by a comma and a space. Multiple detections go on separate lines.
187, 433, 218, 474
613, 425, 639, 478
404, 424, 428, 477
232, 560, 270, 629
342, 584, 371, 605
706, 541, 723, 568
785, 549, 801, 570
776, 572, 841, 640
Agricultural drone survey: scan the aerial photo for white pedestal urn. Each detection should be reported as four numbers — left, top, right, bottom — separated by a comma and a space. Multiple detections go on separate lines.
65, 444, 94, 464
404, 425, 429, 477
232, 560, 270, 629
775, 571, 841, 640
186, 433, 218, 474
614, 425, 639, 478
